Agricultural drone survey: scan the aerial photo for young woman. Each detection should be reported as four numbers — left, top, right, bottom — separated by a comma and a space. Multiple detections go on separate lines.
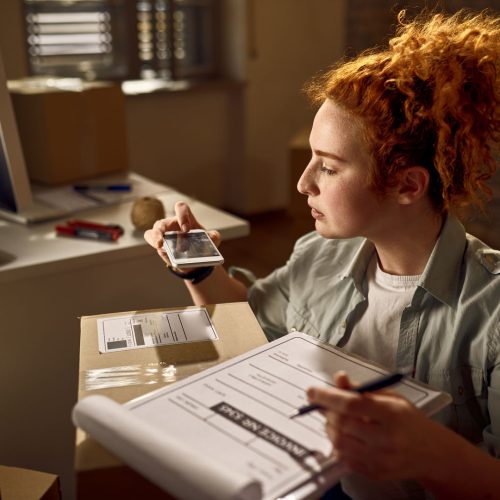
145, 10, 499, 499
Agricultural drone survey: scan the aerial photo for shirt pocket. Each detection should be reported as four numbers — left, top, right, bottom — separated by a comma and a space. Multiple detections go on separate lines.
428, 366, 488, 443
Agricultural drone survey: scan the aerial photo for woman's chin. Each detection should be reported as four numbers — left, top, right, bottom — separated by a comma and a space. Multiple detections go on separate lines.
315, 221, 348, 240
315, 221, 333, 238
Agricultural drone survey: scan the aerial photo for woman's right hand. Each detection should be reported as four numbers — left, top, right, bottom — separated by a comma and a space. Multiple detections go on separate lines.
143, 201, 221, 266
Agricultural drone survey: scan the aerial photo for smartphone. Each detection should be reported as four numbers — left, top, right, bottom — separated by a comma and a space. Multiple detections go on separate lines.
162, 229, 224, 269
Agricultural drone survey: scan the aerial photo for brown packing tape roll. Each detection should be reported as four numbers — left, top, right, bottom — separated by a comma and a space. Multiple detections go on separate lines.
130, 197, 166, 230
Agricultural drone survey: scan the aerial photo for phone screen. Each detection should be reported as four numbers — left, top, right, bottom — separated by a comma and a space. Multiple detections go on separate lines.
163, 232, 220, 260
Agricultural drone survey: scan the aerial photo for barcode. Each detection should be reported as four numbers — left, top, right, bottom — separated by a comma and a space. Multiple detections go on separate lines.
133, 323, 145, 346
106, 340, 127, 350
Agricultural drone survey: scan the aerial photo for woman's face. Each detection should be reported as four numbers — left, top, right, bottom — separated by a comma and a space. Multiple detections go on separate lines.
297, 100, 398, 240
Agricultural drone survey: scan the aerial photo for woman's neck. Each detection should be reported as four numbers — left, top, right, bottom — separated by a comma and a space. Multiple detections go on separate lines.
373, 210, 445, 276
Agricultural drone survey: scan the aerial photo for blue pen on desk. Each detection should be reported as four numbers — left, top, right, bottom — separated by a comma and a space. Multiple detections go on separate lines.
73, 183, 132, 192
289, 371, 408, 418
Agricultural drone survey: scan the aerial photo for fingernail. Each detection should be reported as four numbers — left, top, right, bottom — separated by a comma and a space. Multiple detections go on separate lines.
181, 224, 189, 232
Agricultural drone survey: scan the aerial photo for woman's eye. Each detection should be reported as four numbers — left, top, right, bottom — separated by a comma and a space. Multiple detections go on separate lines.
319, 164, 336, 176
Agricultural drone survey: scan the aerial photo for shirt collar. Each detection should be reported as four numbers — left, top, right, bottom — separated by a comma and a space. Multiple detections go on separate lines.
340, 215, 466, 307
418, 215, 466, 308
342, 239, 376, 291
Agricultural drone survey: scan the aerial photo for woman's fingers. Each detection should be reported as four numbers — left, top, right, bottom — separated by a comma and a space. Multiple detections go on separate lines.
144, 202, 221, 256
174, 201, 203, 232
156, 247, 171, 266
144, 201, 201, 247
207, 230, 221, 248
144, 216, 180, 248
308, 371, 439, 482
308, 382, 407, 424
334, 371, 352, 390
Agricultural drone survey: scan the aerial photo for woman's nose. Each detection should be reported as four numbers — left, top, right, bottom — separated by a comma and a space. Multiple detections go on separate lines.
297, 163, 318, 196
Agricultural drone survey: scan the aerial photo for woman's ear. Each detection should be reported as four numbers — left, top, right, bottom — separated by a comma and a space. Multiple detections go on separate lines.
396, 166, 430, 205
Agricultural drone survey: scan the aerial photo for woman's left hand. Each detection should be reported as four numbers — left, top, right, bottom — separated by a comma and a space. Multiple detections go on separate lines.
307, 372, 443, 483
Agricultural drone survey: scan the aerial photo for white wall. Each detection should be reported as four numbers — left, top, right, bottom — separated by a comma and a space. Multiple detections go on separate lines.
241, 0, 346, 212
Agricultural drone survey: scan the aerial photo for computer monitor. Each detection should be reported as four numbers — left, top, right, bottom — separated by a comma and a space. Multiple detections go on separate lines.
0, 50, 75, 223
0, 51, 34, 215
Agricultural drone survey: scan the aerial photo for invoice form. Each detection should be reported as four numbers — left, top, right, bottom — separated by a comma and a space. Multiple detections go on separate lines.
74, 332, 449, 499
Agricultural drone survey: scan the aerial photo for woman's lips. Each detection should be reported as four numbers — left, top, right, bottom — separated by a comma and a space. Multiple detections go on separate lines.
310, 207, 324, 219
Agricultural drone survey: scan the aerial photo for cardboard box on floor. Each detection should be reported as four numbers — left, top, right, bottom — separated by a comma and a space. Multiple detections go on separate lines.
0, 465, 61, 500
10, 81, 128, 185
75, 302, 268, 499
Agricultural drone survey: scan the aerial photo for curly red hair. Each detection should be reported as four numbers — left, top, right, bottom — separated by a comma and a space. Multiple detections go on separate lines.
305, 10, 500, 212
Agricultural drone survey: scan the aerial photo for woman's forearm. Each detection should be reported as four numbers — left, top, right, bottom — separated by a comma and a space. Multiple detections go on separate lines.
185, 265, 249, 305
420, 422, 500, 499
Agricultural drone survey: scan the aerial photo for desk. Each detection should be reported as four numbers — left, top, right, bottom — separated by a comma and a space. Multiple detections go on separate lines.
0, 182, 249, 500
75, 302, 267, 499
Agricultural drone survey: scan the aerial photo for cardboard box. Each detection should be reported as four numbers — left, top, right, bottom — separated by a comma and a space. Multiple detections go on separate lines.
0, 465, 61, 500
75, 302, 268, 499
10, 82, 129, 185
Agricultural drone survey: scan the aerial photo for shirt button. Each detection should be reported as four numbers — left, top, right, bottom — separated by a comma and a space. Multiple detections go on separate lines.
290, 327, 297, 332
458, 385, 464, 395
341, 321, 347, 329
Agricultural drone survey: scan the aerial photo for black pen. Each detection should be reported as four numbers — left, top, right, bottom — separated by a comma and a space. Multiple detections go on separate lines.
289, 371, 408, 419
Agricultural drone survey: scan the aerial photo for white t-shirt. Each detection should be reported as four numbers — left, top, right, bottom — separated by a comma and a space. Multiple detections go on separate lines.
341, 254, 423, 499
344, 254, 421, 370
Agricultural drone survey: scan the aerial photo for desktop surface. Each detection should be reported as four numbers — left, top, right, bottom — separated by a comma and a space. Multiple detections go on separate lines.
0, 177, 249, 284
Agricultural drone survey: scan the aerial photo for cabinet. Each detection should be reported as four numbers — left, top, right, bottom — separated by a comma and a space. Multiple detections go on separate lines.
0, 184, 248, 499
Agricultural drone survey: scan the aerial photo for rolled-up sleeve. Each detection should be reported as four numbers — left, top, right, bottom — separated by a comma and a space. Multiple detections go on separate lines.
484, 324, 500, 457
248, 265, 290, 341
247, 234, 315, 341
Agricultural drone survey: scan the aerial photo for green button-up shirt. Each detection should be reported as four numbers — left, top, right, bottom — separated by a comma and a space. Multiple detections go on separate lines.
248, 216, 500, 459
